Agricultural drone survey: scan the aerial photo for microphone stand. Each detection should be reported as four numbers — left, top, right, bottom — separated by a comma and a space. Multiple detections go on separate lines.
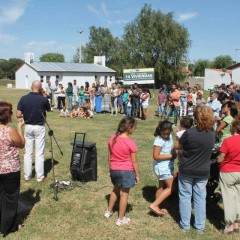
40, 109, 63, 201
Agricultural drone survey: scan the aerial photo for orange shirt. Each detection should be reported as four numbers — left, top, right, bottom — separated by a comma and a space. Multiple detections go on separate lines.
170, 89, 180, 106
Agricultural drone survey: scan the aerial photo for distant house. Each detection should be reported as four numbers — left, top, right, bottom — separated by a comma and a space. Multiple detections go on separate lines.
204, 68, 232, 90
15, 61, 116, 89
227, 63, 240, 84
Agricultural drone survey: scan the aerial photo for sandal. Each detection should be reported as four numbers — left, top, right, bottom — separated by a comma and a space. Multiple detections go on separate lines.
222, 225, 235, 234
159, 208, 168, 215
149, 207, 168, 217
149, 207, 164, 217
234, 223, 239, 233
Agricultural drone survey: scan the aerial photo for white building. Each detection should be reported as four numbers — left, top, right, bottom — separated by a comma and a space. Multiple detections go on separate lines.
204, 68, 232, 90
15, 59, 116, 89
227, 63, 240, 84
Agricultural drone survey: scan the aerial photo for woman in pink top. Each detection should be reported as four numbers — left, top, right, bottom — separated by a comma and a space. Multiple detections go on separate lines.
104, 117, 140, 226
0, 102, 25, 236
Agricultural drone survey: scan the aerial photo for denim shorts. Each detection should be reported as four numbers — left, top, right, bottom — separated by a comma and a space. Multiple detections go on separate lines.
156, 173, 174, 181
110, 170, 135, 188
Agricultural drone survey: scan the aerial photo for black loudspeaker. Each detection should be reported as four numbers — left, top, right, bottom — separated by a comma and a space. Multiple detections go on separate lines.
70, 133, 97, 182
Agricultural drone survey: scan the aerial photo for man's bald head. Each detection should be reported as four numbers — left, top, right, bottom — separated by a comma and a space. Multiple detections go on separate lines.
31, 80, 42, 93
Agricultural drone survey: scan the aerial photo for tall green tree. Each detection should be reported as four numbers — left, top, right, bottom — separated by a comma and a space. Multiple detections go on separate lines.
73, 27, 122, 70
40, 53, 65, 62
0, 58, 24, 79
122, 4, 191, 85
193, 59, 212, 77
212, 55, 233, 69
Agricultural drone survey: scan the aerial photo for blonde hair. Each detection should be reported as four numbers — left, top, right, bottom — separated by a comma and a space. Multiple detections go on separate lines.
194, 105, 214, 131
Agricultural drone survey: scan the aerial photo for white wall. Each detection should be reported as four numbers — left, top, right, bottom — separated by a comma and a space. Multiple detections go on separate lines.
232, 68, 240, 84
204, 69, 231, 90
47, 73, 115, 88
15, 64, 38, 89
15, 64, 115, 89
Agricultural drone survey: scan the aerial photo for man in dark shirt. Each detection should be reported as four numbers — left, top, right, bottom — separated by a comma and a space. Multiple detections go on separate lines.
131, 83, 140, 118
16, 80, 51, 182
228, 84, 240, 102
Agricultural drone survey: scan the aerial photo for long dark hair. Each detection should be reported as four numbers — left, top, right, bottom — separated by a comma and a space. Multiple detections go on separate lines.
223, 101, 238, 118
154, 120, 172, 137
112, 117, 136, 145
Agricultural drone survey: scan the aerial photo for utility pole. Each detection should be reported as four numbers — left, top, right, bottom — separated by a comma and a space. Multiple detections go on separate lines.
235, 48, 239, 63
78, 29, 84, 63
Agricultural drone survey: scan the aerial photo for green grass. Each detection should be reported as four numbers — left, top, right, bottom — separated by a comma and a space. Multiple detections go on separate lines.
0, 87, 238, 240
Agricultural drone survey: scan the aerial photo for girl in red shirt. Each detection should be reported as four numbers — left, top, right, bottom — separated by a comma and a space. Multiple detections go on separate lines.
104, 117, 140, 226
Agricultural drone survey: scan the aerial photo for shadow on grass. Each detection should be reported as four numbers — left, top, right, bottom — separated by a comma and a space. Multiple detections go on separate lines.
28, 158, 59, 179
142, 185, 225, 230
206, 199, 225, 230
142, 185, 180, 221
105, 194, 133, 214
44, 158, 59, 178
18, 188, 41, 226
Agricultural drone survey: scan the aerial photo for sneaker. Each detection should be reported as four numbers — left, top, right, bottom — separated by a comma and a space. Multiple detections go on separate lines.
37, 177, 48, 183
116, 217, 130, 226
104, 210, 113, 219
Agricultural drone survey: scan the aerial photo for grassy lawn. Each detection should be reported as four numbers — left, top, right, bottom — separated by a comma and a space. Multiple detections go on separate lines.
0, 86, 237, 240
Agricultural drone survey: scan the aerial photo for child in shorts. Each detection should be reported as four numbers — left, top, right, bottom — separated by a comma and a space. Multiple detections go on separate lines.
149, 120, 176, 216
104, 117, 140, 226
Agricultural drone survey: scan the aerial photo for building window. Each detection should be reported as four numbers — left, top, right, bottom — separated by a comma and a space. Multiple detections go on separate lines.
46, 76, 50, 82
56, 75, 59, 80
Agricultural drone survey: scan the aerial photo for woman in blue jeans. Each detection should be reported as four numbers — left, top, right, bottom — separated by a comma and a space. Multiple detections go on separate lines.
175, 105, 216, 233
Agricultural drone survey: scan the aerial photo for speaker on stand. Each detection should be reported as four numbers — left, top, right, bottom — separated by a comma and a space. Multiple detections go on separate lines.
70, 133, 97, 182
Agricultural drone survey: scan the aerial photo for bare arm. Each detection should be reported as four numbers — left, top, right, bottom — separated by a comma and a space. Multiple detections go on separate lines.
16, 110, 23, 118
216, 152, 225, 163
108, 146, 111, 171
153, 146, 173, 160
174, 139, 182, 150
216, 121, 227, 132
9, 118, 25, 148
131, 152, 140, 184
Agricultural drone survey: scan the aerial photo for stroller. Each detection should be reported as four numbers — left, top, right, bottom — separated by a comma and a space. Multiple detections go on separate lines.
206, 144, 221, 202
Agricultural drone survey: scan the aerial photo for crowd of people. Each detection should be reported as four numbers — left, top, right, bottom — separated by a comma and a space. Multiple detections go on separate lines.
105, 81, 240, 234
43, 80, 151, 120
157, 81, 240, 125
0, 79, 240, 236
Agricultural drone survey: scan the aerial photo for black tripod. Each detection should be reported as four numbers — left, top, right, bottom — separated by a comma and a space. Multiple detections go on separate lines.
40, 110, 63, 201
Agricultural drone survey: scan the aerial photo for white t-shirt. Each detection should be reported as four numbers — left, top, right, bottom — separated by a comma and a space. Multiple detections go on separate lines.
60, 109, 69, 116
73, 84, 78, 94
111, 89, 118, 97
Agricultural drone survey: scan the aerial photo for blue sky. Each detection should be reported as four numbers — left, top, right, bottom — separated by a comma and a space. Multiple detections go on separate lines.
1, 0, 240, 63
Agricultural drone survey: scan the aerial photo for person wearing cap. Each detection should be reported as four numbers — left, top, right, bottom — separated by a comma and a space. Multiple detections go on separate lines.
53, 80, 59, 109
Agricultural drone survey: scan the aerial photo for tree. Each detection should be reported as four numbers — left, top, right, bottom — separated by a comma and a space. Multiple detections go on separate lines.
192, 59, 212, 77
40, 53, 65, 62
0, 58, 24, 79
72, 26, 125, 76
78, 27, 118, 62
72, 4, 191, 82
212, 55, 233, 69
122, 4, 191, 85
